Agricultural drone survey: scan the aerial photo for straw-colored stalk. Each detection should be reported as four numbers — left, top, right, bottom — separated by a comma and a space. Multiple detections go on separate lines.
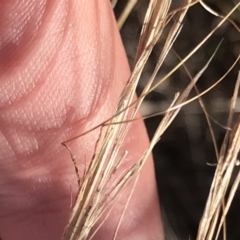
61, 1, 240, 239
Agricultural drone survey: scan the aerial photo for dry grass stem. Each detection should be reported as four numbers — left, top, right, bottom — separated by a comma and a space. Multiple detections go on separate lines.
116, 0, 138, 29
196, 72, 240, 240
199, 0, 240, 33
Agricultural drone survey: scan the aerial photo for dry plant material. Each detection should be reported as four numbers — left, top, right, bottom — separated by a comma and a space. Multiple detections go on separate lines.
200, 0, 240, 33
61, 1, 240, 240
61, 1, 192, 239
116, 0, 138, 29
196, 72, 240, 240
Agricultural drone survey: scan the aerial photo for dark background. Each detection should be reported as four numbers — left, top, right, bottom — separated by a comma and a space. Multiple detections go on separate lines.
114, 1, 240, 239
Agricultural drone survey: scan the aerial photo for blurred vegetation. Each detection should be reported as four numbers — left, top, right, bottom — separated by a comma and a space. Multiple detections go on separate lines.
114, 1, 240, 239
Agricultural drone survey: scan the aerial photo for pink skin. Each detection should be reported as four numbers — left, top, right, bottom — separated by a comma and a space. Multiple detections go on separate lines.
0, 0, 164, 240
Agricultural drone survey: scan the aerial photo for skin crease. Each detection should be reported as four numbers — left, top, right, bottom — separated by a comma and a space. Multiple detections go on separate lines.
0, 0, 164, 240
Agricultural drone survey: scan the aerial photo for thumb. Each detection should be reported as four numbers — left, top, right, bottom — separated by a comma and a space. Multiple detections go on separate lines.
0, 1, 164, 240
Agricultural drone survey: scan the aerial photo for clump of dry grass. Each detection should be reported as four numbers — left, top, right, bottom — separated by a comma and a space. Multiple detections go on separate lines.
61, 1, 240, 239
